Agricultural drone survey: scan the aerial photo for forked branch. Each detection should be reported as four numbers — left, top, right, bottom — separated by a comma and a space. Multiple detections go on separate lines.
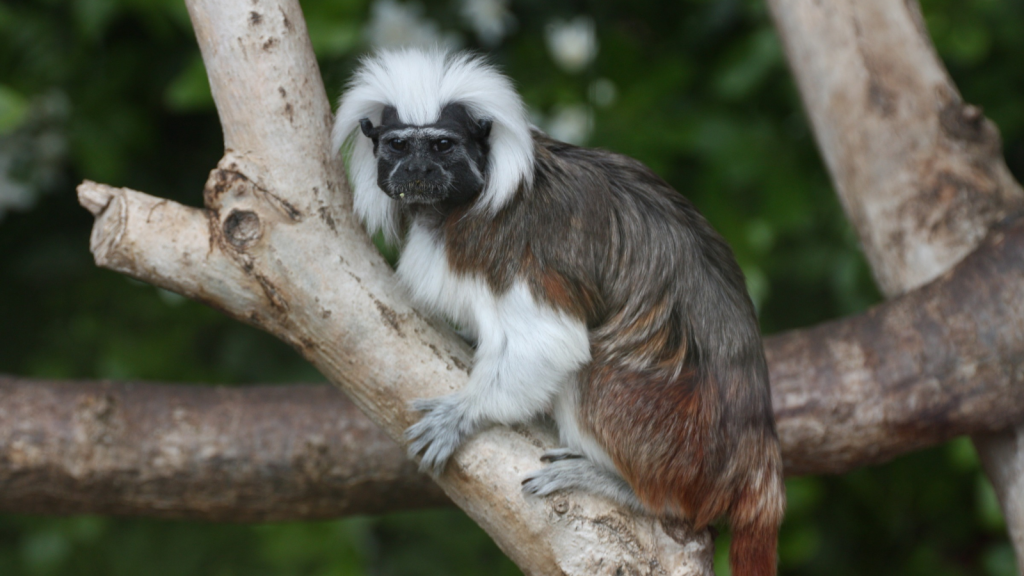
767, 0, 1024, 567
66, 0, 1024, 573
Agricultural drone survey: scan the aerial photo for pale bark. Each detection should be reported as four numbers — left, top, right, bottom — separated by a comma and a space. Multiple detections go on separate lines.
766, 0, 1023, 296
0, 376, 448, 521
771, 219, 1024, 475
978, 428, 1024, 563
766, 0, 1024, 569
75, 0, 716, 573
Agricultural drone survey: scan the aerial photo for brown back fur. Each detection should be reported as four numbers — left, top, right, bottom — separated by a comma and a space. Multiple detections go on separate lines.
418, 132, 785, 576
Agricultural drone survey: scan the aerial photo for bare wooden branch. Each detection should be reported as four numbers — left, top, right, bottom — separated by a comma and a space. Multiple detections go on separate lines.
773, 216, 1024, 474
0, 376, 448, 521
10, 212, 1024, 520
977, 428, 1024, 562
766, 0, 1024, 569
766, 0, 1023, 297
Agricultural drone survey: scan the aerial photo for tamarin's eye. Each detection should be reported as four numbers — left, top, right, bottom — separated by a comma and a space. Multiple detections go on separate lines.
388, 139, 408, 152
433, 139, 454, 153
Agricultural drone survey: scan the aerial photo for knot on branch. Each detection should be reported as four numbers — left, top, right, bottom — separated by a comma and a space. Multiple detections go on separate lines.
197, 158, 298, 315
203, 157, 302, 222
939, 99, 999, 148
224, 210, 262, 249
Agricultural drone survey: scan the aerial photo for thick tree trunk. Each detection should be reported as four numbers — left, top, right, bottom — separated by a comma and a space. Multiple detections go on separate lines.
767, 0, 1024, 569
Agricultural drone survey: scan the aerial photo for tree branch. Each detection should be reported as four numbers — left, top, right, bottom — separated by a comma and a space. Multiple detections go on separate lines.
766, 0, 1023, 296
772, 215, 1024, 474
11, 211, 1024, 518
0, 376, 448, 521
766, 0, 1024, 568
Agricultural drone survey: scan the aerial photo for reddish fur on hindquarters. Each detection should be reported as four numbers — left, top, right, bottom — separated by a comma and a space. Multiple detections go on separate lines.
583, 360, 783, 576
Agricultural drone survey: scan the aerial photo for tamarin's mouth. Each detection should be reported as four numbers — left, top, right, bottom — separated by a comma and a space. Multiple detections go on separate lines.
387, 182, 450, 204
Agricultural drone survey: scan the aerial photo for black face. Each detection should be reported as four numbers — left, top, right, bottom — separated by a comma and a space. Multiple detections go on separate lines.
359, 103, 493, 208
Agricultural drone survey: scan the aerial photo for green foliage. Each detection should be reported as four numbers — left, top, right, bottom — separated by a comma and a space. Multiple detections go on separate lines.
0, 84, 30, 133
1, 0, 1023, 574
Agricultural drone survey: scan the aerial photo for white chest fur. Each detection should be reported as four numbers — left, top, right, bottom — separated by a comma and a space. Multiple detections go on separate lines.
396, 221, 491, 337
396, 220, 614, 469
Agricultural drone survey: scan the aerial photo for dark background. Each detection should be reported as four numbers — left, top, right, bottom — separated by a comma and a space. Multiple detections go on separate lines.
1, 0, 1022, 574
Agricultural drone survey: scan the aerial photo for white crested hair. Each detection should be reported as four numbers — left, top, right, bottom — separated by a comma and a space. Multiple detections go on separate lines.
332, 48, 535, 243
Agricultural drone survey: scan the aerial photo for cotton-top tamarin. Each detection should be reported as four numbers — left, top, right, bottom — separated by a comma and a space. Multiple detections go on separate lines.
332, 49, 785, 576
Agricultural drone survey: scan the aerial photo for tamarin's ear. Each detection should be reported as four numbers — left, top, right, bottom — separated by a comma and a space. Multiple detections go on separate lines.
473, 118, 493, 142
359, 118, 379, 142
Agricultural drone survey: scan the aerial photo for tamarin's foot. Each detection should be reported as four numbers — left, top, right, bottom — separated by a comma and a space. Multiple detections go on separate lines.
522, 455, 644, 512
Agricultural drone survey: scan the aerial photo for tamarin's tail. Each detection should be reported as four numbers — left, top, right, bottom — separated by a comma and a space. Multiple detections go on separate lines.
729, 517, 779, 576
724, 432, 785, 576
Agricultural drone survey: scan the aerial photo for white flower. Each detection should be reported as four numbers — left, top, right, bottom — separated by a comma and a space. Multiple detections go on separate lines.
366, 0, 459, 49
461, 0, 516, 47
545, 16, 598, 74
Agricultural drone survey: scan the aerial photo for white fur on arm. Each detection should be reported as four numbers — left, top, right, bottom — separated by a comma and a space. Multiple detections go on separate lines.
461, 282, 591, 425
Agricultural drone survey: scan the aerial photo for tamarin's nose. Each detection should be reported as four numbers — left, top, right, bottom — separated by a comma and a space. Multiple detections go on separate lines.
404, 160, 434, 176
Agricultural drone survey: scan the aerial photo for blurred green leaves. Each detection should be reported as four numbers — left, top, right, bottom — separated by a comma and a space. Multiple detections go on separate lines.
0, 85, 29, 134
72, 0, 120, 42
164, 55, 213, 112
712, 27, 782, 101
0, 511, 525, 576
